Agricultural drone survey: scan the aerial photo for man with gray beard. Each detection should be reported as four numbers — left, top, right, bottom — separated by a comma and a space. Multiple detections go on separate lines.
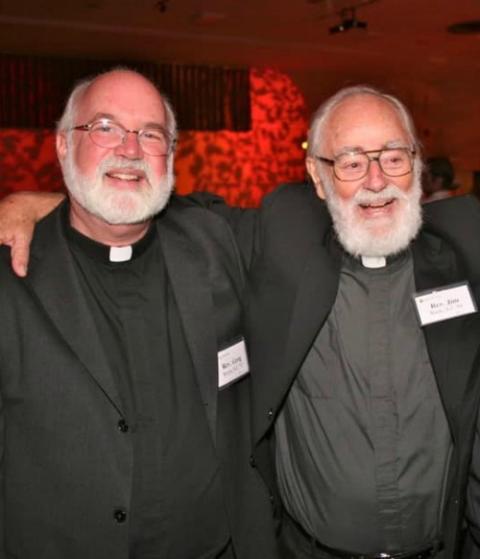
0, 69, 278, 559
2, 85, 480, 559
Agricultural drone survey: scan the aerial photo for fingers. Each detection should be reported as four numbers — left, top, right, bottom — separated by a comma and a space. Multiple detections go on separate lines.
0, 190, 63, 277
0, 201, 34, 277
0, 226, 33, 277
10, 234, 31, 277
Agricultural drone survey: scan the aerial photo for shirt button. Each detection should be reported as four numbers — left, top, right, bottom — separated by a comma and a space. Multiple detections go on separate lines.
117, 419, 129, 433
113, 508, 127, 523
267, 408, 274, 420
249, 455, 256, 468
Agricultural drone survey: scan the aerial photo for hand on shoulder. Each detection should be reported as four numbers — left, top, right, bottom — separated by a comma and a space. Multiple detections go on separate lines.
0, 191, 64, 276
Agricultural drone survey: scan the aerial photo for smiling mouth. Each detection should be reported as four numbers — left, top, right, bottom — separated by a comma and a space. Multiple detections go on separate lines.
106, 171, 145, 182
359, 198, 396, 210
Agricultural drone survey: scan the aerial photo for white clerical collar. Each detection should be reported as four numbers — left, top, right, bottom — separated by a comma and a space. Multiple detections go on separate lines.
109, 245, 133, 262
360, 255, 387, 269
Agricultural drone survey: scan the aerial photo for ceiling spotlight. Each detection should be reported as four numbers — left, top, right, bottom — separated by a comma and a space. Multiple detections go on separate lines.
447, 20, 480, 34
330, 8, 367, 34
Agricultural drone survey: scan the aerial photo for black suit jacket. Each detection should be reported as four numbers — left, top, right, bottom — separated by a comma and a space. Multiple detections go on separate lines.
245, 184, 480, 558
0, 197, 278, 559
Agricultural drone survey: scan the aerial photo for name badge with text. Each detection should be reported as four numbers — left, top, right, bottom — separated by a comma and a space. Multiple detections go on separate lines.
218, 338, 250, 389
413, 282, 477, 326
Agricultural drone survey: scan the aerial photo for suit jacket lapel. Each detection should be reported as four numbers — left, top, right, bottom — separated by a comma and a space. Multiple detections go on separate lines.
412, 231, 480, 430
251, 235, 341, 444
157, 213, 218, 445
26, 207, 125, 415
283, 239, 342, 393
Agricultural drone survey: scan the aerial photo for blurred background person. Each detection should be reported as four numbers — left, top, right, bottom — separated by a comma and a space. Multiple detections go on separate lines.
423, 156, 458, 203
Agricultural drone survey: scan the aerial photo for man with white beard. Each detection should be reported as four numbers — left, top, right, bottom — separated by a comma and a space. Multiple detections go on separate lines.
245, 86, 480, 559
0, 69, 278, 559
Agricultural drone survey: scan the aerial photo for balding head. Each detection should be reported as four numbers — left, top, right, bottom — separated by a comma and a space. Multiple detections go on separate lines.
57, 69, 177, 142
306, 85, 418, 159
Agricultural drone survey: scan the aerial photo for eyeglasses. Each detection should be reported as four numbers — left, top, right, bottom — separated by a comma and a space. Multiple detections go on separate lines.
316, 147, 416, 181
72, 118, 174, 156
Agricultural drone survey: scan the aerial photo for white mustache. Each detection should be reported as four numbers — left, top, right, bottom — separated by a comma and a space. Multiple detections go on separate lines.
98, 157, 151, 175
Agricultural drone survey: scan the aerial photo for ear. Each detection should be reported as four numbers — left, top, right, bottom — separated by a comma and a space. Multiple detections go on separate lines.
56, 132, 68, 162
306, 156, 326, 200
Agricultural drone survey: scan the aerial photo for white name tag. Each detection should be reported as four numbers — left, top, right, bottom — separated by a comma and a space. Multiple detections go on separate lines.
414, 282, 477, 326
218, 338, 250, 389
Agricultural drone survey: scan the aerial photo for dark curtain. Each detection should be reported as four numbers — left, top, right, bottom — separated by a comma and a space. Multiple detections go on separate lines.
0, 53, 251, 131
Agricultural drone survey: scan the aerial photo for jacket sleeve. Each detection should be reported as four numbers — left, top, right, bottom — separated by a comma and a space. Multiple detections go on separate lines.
423, 195, 480, 282
0, 388, 4, 557
465, 409, 480, 552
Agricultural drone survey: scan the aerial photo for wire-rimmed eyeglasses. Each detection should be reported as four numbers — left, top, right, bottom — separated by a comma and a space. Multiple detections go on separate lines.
316, 147, 416, 181
72, 118, 175, 156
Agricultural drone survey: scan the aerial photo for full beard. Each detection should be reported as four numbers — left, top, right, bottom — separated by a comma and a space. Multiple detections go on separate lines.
61, 151, 174, 225
322, 172, 423, 258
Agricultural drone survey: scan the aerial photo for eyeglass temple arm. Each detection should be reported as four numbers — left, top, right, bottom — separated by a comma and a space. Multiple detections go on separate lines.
315, 156, 335, 166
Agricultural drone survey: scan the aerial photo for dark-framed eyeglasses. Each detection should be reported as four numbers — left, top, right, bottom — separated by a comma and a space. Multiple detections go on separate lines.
71, 118, 175, 156
315, 147, 416, 181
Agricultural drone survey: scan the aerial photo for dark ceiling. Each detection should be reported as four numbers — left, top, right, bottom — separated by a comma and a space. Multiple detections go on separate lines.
1, 0, 478, 74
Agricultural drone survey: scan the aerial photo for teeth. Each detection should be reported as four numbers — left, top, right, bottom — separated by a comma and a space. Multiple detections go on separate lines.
108, 173, 140, 181
361, 199, 393, 208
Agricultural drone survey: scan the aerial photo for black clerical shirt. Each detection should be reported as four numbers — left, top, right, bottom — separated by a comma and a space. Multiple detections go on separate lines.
64, 214, 229, 559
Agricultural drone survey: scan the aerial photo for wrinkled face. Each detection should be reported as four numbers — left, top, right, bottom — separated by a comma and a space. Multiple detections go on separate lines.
57, 71, 174, 225
307, 94, 422, 257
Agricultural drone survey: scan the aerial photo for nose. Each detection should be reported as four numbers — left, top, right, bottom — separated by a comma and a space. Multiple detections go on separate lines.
115, 131, 142, 159
365, 158, 387, 192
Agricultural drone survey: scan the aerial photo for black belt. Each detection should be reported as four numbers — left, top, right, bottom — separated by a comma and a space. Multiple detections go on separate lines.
308, 540, 443, 559
284, 513, 443, 559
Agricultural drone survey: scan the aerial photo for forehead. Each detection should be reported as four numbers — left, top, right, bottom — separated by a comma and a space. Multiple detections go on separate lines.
324, 94, 409, 155
77, 72, 166, 126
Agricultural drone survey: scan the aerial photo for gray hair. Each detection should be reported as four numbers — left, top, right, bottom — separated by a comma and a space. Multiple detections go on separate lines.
56, 67, 178, 149
307, 85, 420, 159
56, 79, 91, 133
